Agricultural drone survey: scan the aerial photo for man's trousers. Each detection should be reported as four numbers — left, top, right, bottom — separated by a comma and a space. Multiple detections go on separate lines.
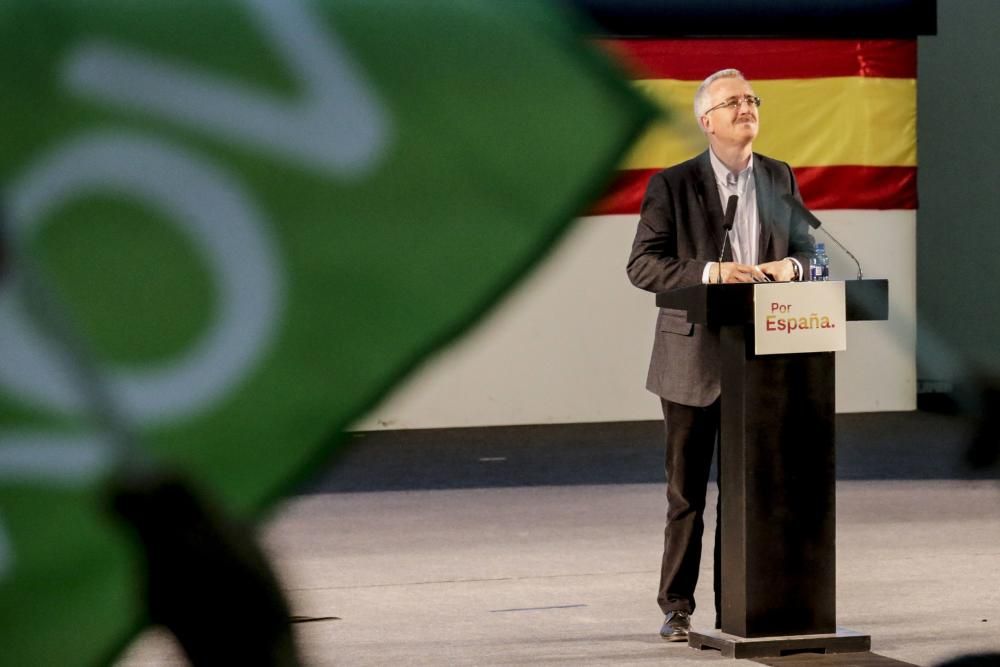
657, 397, 721, 625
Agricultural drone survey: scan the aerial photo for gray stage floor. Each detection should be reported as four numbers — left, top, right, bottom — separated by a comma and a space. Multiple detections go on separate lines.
118, 412, 1000, 666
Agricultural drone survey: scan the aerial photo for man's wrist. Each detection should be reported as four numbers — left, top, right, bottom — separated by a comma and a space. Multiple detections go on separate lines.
787, 257, 802, 281
701, 262, 716, 284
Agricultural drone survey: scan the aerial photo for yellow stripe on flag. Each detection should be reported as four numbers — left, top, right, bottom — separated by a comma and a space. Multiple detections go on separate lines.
623, 77, 916, 170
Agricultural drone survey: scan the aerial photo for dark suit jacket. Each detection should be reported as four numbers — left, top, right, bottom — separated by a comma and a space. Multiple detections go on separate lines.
627, 150, 815, 406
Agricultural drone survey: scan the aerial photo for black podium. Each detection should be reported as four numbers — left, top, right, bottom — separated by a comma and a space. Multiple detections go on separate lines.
655, 279, 888, 658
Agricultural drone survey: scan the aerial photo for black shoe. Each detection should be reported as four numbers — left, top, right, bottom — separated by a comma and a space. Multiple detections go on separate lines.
659, 610, 691, 642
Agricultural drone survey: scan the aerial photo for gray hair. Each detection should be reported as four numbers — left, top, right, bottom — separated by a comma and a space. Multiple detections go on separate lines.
693, 68, 746, 122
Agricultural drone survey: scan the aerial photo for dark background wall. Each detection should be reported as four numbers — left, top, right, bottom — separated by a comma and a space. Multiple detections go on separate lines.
917, 0, 1000, 389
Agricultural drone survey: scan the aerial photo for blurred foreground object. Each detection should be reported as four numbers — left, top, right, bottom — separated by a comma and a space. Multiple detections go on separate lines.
0, 220, 7, 280
937, 653, 1000, 666
110, 471, 298, 666
964, 380, 1000, 471
0, 1, 652, 664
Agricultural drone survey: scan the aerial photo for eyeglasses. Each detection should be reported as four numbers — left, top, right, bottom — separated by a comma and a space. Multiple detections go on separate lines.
702, 95, 762, 115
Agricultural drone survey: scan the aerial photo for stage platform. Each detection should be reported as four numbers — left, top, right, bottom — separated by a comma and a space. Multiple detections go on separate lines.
117, 411, 1000, 666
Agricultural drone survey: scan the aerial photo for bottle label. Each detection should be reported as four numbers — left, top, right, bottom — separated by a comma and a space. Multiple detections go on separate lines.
810, 264, 829, 281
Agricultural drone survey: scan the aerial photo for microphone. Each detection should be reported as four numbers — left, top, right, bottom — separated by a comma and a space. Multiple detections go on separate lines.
717, 194, 738, 284
782, 194, 863, 280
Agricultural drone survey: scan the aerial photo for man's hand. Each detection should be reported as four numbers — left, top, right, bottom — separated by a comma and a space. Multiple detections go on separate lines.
710, 262, 768, 283
757, 258, 797, 282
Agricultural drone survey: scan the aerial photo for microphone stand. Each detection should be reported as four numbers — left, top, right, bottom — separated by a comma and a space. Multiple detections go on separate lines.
782, 194, 863, 280
816, 227, 863, 281
718, 194, 738, 284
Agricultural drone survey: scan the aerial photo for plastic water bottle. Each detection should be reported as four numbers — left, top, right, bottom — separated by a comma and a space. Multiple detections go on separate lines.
810, 243, 830, 281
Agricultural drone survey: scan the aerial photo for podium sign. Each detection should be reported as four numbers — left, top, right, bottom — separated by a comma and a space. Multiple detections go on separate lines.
753, 281, 846, 355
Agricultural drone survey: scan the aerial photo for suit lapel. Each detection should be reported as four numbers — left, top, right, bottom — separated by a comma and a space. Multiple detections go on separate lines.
694, 151, 727, 259
754, 154, 775, 260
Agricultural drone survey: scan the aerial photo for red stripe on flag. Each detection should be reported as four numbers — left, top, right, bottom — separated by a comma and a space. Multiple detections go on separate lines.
598, 39, 916, 81
590, 166, 916, 215
795, 165, 917, 210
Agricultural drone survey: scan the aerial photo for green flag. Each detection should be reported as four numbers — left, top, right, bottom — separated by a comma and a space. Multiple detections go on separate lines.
0, 1, 652, 663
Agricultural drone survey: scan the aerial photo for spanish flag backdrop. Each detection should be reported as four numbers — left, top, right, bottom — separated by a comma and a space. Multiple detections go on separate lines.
595, 39, 917, 213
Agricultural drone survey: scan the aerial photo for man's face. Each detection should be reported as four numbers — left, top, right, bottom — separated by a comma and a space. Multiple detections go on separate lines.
700, 77, 759, 147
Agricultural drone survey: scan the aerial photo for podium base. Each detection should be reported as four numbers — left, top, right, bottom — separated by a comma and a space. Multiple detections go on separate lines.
688, 627, 871, 659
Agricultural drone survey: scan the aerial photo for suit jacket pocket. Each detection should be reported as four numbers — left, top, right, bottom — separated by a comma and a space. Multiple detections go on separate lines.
657, 308, 693, 336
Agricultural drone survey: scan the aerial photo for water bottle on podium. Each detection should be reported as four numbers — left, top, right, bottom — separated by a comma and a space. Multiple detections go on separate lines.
810, 242, 830, 281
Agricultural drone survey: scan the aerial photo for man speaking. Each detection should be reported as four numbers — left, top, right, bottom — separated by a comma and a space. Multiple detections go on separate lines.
626, 69, 815, 641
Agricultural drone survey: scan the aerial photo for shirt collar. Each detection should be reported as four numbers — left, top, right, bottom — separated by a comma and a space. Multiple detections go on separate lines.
709, 148, 753, 190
